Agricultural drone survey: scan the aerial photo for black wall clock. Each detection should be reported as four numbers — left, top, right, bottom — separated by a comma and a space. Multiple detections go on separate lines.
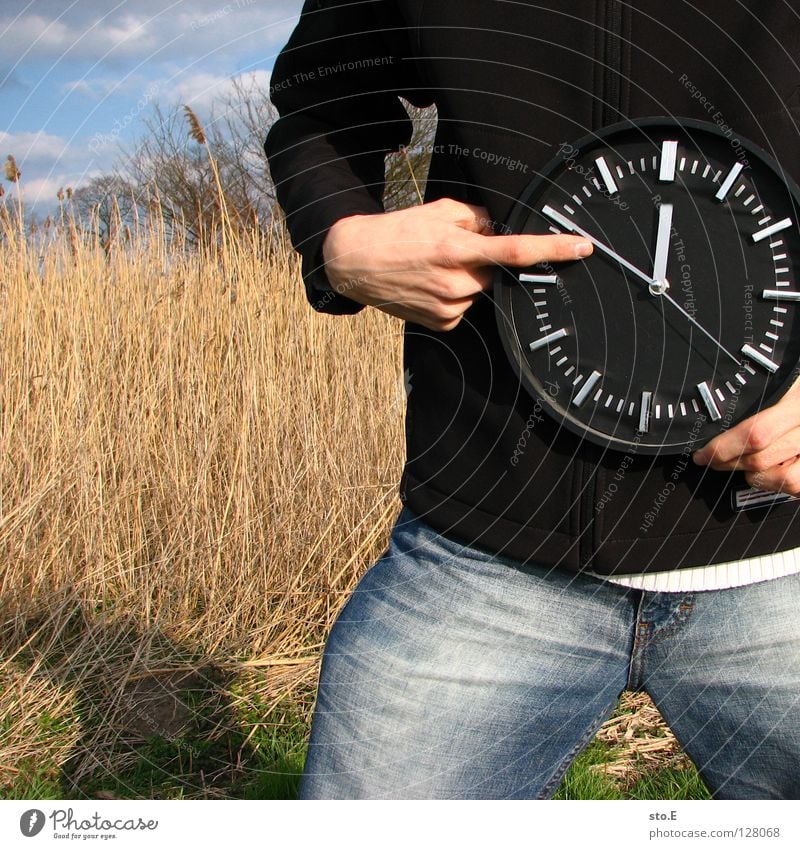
494, 117, 800, 454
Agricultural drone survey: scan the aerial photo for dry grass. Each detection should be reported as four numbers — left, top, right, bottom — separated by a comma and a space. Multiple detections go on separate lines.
0, 205, 406, 793
591, 692, 693, 790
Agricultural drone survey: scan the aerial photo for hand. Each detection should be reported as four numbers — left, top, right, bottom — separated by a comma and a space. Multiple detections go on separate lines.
321, 198, 593, 331
692, 377, 800, 496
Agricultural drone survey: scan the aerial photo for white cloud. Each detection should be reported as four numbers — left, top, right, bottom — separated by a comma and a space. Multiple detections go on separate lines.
0, 130, 115, 211
0, 130, 69, 165
0, 1, 299, 67
172, 68, 272, 113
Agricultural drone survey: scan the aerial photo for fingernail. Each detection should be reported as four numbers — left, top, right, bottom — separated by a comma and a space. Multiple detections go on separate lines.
692, 449, 708, 465
574, 241, 593, 258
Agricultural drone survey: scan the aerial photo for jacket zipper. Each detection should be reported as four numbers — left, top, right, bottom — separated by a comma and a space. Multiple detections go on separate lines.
580, 1, 626, 566
600, 0, 625, 126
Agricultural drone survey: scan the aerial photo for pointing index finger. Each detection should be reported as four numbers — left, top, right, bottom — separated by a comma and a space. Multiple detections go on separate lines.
459, 231, 593, 268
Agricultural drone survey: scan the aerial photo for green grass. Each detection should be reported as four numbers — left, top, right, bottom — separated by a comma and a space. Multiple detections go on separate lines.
1, 692, 307, 801
553, 739, 711, 800
4, 692, 711, 800
64, 695, 308, 801
553, 740, 627, 800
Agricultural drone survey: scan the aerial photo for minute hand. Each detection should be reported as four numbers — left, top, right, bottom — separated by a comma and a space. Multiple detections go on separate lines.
542, 205, 654, 286
541, 206, 741, 367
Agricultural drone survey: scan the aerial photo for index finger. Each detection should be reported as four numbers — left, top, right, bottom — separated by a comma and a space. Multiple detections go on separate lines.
457, 231, 593, 267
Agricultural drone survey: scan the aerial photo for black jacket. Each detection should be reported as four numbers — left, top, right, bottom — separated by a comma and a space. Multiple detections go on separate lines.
265, 0, 800, 574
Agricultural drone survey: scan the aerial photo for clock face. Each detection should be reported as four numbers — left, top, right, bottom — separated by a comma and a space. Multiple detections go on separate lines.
494, 117, 800, 454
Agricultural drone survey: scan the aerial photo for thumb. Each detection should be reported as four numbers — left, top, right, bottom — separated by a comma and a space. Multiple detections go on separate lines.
461, 232, 593, 267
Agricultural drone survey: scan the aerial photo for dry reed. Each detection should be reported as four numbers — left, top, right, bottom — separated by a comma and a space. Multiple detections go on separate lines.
0, 202, 406, 793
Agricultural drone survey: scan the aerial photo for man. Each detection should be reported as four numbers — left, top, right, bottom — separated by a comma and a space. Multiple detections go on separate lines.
265, 0, 800, 798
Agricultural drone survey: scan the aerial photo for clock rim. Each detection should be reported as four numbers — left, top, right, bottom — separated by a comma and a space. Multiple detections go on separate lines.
493, 115, 800, 455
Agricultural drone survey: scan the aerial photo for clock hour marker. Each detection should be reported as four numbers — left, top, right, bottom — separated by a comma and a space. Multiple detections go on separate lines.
752, 218, 793, 242
762, 289, 800, 301
741, 344, 779, 373
572, 370, 602, 408
638, 391, 653, 433
697, 382, 722, 421
715, 162, 745, 201
519, 273, 559, 285
659, 140, 679, 181
541, 205, 575, 232
595, 156, 618, 195
529, 328, 568, 352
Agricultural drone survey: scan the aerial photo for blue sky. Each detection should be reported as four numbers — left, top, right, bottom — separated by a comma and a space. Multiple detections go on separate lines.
0, 0, 304, 212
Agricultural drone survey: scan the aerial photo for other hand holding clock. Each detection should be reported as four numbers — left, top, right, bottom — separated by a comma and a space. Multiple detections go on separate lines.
693, 375, 800, 496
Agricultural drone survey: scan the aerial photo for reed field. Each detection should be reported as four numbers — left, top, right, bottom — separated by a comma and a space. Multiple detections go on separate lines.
0, 195, 708, 799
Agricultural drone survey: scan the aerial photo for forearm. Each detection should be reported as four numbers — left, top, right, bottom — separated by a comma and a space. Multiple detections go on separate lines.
264, 0, 425, 314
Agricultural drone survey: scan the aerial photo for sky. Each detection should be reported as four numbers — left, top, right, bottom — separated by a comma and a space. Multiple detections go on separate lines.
0, 0, 304, 213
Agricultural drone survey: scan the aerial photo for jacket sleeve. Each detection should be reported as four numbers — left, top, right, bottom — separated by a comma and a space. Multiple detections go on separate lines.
264, 0, 430, 314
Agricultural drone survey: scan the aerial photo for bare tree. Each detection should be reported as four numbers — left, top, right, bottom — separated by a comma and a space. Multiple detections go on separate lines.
71, 174, 141, 252
118, 78, 277, 247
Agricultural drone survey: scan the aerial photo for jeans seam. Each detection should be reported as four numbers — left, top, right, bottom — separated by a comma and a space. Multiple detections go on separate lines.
537, 697, 620, 799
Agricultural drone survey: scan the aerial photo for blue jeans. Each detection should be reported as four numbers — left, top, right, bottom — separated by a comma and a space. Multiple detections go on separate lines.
299, 507, 800, 799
